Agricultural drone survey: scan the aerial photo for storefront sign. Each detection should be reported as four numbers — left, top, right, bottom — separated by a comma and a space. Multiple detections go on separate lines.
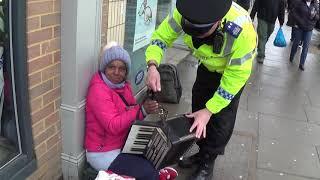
134, 70, 144, 85
132, 0, 158, 52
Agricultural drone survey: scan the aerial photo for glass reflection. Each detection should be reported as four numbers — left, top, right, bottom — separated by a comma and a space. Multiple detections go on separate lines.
0, 0, 20, 168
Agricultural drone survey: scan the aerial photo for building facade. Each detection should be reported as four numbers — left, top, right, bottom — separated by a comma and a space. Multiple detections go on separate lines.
0, 0, 174, 179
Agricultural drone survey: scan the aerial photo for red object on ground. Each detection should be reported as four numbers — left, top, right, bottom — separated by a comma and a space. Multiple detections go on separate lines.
159, 167, 178, 180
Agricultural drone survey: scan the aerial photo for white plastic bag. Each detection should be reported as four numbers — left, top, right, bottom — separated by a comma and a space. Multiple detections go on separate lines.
95, 171, 135, 180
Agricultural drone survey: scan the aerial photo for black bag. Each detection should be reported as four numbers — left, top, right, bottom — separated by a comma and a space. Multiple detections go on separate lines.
156, 64, 182, 104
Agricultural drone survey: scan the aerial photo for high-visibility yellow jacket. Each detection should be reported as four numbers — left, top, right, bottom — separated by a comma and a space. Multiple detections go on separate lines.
146, 2, 257, 114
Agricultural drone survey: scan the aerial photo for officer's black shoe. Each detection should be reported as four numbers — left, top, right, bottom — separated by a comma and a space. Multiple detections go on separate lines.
188, 153, 216, 180
178, 153, 201, 168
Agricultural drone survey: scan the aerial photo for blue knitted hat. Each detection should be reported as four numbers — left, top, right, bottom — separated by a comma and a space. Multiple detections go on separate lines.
100, 42, 131, 75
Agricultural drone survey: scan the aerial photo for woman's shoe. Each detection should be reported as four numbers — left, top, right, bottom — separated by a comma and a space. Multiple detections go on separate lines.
159, 167, 178, 180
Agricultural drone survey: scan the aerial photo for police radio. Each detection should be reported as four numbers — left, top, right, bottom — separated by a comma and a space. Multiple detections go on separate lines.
211, 30, 224, 54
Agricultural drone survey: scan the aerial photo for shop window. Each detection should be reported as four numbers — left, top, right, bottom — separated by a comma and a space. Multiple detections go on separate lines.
0, 1, 20, 168
155, 0, 171, 26
0, 0, 36, 179
121, 0, 175, 94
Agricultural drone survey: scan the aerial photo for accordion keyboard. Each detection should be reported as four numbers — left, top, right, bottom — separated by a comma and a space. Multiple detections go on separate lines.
122, 125, 155, 154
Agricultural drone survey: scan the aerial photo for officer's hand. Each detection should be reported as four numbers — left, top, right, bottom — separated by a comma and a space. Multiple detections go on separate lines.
147, 65, 161, 92
186, 108, 213, 139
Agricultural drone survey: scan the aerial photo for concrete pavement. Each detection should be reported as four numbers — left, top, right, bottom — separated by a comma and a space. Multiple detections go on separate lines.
157, 23, 320, 180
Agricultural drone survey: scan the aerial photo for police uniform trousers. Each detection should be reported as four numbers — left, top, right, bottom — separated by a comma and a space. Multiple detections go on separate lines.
192, 64, 243, 156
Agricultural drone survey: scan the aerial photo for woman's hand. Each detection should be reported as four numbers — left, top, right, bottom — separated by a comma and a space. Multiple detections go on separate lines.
142, 99, 159, 114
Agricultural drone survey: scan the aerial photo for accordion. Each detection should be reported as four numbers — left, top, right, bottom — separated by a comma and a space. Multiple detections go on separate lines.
122, 115, 196, 169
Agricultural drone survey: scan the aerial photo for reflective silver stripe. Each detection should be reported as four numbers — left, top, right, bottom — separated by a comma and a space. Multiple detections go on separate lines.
229, 50, 254, 65
223, 34, 235, 56
233, 15, 251, 27
168, 17, 182, 34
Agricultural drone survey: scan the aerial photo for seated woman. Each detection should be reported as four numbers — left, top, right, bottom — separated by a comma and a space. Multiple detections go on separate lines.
84, 42, 178, 180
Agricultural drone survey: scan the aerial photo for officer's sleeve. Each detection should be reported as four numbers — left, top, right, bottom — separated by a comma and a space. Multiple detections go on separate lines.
206, 23, 257, 114
145, 9, 182, 65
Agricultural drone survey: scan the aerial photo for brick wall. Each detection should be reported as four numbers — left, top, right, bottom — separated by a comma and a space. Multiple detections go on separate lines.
26, 0, 62, 179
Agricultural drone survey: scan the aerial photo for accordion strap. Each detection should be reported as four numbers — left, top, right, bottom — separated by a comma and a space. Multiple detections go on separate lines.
117, 93, 130, 107
117, 93, 142, 119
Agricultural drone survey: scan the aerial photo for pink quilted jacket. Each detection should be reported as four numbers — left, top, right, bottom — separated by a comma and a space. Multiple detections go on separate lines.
84, 73, 144, 152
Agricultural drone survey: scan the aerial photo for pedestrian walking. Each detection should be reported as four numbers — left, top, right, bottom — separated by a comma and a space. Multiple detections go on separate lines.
287, 0, 297, 41
289, 0, 320, 71
250, 0, 286, 63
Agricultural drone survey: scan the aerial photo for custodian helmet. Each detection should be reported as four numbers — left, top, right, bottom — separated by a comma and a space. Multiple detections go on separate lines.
176, 0, 232, 24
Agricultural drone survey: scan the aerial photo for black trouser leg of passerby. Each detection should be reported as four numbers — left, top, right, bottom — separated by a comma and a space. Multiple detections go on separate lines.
185, 64, 243, 180
237, 2, 250, 11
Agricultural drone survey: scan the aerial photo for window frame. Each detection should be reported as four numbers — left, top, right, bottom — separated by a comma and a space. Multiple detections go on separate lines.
0, 0, 36, 179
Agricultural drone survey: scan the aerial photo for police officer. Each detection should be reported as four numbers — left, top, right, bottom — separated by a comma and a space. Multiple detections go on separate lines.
146, 0, 257, 179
